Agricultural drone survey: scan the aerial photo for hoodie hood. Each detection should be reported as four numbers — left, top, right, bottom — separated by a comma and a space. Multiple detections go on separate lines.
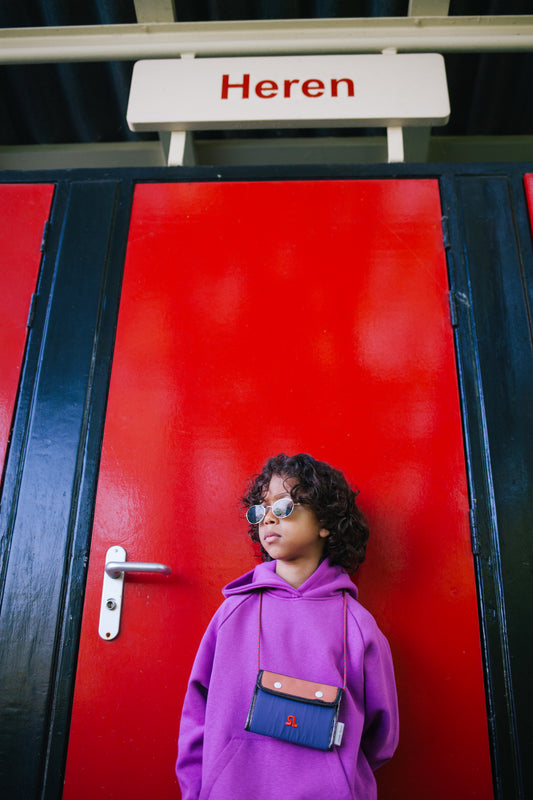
222, 558, 358, 601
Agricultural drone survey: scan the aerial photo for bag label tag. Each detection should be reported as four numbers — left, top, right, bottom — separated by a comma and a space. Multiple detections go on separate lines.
334, 721, 345, 746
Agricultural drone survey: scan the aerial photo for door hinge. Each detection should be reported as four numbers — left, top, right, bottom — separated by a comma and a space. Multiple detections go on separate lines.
448, 291, 459, 327
27, 293, 38, 329
441, 215, 451, 250
448, 290, 470, 328
469, 508, 481, 555
40, 220, 50, 253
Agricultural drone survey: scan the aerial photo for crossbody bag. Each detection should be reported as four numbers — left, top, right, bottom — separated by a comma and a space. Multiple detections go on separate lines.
245, 591, 347, 751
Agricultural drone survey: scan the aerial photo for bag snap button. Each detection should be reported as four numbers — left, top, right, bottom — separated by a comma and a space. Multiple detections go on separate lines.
315, 691, 324, 698
274, 681, 282, 689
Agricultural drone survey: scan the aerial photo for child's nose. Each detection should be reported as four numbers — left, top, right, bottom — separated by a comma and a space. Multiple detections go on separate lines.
263, 507, 278, 524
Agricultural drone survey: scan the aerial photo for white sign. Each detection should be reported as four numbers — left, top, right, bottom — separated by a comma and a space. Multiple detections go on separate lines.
127, 54, 449, 132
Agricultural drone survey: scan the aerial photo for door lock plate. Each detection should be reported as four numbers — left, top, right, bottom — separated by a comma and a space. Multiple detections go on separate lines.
99, 545, 126, 641
99, 546, 172, 640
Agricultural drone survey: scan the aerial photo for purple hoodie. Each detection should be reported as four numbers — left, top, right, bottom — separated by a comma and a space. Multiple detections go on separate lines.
177, 559, 399, 800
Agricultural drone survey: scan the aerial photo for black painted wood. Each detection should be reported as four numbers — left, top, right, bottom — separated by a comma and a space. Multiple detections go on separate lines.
0, 179, 132, 800
442, 173, 533, 800
42, 179, 134, 800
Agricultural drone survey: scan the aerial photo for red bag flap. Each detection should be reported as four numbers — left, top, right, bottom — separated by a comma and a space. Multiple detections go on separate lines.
260, 671, 340, 703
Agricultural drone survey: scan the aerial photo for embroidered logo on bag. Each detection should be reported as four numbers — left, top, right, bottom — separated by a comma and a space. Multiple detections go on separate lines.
285, 715, 298, 728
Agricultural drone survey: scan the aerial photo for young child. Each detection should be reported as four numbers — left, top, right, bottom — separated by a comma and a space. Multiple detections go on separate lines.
176, 453, 399, 800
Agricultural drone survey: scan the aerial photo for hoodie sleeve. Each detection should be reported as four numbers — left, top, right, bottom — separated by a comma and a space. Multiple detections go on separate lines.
176, 614, 218, 800
360, 622, 399, 771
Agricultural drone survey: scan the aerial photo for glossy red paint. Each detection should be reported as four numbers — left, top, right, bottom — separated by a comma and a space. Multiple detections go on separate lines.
64, 180, 492, 799
0, 184, 54, 471
524, 174, 533, 217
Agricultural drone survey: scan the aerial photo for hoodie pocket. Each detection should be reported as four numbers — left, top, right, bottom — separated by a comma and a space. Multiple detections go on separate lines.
200, 734, 354, 800
199, 737, 246, 800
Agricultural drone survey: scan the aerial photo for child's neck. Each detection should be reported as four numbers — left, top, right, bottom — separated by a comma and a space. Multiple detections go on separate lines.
275, 557, 322, 589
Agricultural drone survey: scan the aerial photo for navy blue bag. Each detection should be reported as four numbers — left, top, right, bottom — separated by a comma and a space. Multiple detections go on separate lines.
245, 591, 347, 751
245, 669, 343, 750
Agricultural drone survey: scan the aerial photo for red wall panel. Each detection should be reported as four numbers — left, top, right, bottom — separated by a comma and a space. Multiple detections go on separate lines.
0, 184, 54, 471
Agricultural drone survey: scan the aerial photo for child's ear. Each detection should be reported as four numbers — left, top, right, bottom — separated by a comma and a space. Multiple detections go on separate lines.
319, 528, 330, 539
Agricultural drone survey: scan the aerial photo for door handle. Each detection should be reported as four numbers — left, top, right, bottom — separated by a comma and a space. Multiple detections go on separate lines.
105, 561, 172, 578
99, 545, 172, 641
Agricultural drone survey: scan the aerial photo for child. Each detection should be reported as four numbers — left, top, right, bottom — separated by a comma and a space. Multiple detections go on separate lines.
176, 453, 399, 800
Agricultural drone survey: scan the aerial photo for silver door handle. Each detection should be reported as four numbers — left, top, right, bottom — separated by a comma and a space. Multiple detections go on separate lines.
99, 545, 172, 641
105, 561, 172, 578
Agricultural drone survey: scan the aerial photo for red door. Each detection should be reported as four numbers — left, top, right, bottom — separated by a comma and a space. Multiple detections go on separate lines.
64, 179, 492, 799
0, 184, 54, 471
523, 174, 533, 218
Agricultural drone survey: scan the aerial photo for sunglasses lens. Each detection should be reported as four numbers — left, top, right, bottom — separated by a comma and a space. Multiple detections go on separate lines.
272, 497, 294, 518
246, 505, 265, 524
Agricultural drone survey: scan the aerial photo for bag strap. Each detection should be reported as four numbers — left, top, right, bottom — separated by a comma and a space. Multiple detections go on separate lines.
256, 589, 348, 691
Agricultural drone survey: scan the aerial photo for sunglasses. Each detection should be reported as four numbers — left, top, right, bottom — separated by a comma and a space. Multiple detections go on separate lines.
246, 497, 299, 525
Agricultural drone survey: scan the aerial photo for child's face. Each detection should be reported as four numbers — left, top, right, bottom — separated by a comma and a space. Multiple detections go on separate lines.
258, 474, 330, 568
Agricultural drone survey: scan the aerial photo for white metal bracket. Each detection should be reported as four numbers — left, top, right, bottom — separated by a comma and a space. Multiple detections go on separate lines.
387, 126, 405, 163
166, 130, 195, 166
381, 48, 405, 163
163, 51, 196, 166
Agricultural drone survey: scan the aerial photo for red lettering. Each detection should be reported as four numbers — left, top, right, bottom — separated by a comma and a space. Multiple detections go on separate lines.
285, 715, 298, 728
221, 74, 250, 99
302, 79, 325, 98
255, 80, 278, 98
220, 74, 354, 100
331, 78, 355, 97
283, 79, 300, 98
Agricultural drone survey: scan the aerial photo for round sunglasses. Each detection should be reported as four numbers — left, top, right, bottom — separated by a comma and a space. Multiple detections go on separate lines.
246, 497, 299, 525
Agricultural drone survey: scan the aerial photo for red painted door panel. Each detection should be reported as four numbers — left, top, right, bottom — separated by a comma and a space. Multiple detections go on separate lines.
64, 180, 492, 799
0, 184, 54, 472
524, 174, 533, 216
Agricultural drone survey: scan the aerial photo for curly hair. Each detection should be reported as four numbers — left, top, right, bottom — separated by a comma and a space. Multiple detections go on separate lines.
241, 453, 369, 573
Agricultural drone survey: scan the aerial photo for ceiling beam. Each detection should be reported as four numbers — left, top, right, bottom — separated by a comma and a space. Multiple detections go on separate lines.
0, 16, 532, 64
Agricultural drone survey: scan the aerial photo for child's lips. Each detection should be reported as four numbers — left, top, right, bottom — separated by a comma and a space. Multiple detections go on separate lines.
264, 533, 281, 544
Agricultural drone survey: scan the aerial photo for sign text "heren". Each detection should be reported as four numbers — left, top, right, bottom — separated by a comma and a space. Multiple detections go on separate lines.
221, 74, 355, 100
127, 55, 450, 132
